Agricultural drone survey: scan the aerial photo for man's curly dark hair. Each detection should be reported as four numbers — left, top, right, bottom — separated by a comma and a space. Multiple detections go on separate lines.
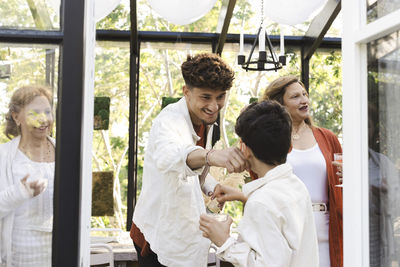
181, 53, 234, 91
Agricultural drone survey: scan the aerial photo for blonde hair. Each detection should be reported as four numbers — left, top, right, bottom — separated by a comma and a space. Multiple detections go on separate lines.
5, 85, 53, 139
262, 75, 313, 126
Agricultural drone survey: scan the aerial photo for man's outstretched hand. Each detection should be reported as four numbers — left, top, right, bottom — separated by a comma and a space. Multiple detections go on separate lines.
208, 147, 249, 173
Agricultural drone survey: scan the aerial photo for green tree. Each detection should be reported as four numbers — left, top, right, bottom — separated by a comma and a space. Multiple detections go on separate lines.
309, 51, 342, 137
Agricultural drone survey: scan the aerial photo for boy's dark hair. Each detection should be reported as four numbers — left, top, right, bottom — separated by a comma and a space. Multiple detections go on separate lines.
181, 53, 234, 91
235, 100, 292, 166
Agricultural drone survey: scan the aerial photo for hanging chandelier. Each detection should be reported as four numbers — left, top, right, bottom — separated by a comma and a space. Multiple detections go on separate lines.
237, 0, 286, 71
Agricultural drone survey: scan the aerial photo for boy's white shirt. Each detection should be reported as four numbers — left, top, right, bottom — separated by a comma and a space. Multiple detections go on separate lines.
216, 163, 319, 267
133, 97, 218, 267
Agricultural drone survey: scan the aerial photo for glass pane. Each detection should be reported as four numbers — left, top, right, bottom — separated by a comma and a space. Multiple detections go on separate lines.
96, 0, 130, 31
309, 50, 342, 137
367, 0, 400, 24
90, 41, 130, 241
0, 43, 59, 265
229, 0, 342, 37
137, 0, 220, 32
367, 31, 400, 266
97, 0, 221, 31
0, 0, 60, 30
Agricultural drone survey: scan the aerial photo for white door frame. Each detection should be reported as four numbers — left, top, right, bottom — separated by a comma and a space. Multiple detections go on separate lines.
342, 1, 400, 266
79, 0, 96, 265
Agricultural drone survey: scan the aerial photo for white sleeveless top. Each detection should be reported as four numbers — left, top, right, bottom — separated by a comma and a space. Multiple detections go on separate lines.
287, 143, 331, 267
287, 143, 328, 203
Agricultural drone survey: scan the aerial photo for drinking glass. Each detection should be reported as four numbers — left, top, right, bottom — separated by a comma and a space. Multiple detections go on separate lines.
206, 213, 228, 222
334, 152, 342, 162
206, 198, 227, 221
334, 153, 343, 187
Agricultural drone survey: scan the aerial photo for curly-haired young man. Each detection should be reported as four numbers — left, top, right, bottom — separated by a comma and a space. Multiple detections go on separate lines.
200, 100, 319, 267
131, 53, 248, 267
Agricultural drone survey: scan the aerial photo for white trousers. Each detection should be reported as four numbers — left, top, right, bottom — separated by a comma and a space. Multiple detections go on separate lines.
314, 211, 330, 267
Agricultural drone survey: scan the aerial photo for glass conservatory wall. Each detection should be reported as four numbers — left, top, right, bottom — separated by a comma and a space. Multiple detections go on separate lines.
1, 0, 98, 264
367, 30, 400, 266
343, 0, 400, 264
93, 0, 343, 233
308, 50, 342, 138
91, 41, 130, 233
227, 0, 342, 37
367, 0, 400, 24
98, 0, 342, 39
97, 0, 222, 32
0, 43, 59, 264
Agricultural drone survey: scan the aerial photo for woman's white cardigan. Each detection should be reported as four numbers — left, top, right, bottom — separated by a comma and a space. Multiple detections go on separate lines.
0, 136, 55, 267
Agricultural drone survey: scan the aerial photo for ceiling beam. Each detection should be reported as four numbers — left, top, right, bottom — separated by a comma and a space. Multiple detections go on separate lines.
303, 0, 341, 60
93, 30, 342, 51
214, 0, 237, 55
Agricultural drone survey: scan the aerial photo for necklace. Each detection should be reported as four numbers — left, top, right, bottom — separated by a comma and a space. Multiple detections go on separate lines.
292, 122, 306, 140
292, 132, 300, 140
20, 138, 53, 162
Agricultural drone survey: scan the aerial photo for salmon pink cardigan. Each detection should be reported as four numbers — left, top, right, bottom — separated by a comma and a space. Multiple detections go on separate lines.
312, 127, 343, 267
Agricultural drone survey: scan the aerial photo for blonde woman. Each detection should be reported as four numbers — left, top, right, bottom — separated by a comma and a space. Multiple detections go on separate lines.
262, 76, 342, 267
0, 86, 55, 267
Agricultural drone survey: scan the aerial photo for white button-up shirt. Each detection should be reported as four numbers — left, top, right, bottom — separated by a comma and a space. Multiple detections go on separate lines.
133, 97, 218, 267
216, 163, 319, 267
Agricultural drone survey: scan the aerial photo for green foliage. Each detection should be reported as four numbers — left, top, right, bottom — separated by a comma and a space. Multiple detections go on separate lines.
309, 51, 342, 137
249, 97, 258, 103
161, 96, 181, 109
119, 165, 129, 204
94, 97, 110, 130
0, 0, 60, 30
96, 1, 130, 30
223, 201, 243, 228
110, 136, 125, 150
232, 0, 254, 24
136, 165, 143, 197
91, 42, 130, 228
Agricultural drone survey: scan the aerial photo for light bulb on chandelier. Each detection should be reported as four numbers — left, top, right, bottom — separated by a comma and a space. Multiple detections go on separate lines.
237, 0, 286, 72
